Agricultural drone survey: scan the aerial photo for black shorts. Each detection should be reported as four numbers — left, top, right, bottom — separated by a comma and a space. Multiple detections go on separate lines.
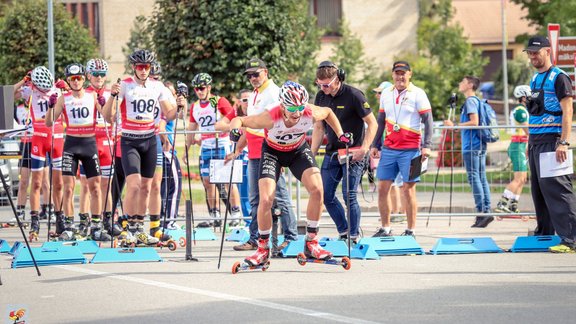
121, 135, 157, 178
62, 136, 100, 178
18, 142, 31, 169
259, 141, 317, 182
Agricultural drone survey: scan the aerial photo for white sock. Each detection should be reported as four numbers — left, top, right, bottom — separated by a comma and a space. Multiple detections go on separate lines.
503, 189, 515, 200
514, 194, 520, 201
382, 227, 391, 233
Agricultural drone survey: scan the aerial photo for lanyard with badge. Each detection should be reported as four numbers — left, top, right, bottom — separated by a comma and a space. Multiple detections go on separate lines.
392, 88, 407, 132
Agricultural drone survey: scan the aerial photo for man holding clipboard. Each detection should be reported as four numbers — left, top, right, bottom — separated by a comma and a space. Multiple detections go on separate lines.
524, 35, 576, 253
370, 61, 433, 238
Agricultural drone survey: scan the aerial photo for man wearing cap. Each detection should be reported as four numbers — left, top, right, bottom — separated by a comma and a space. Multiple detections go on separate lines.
370, 61, 433, 237
224, 58, 298, 252
524, 35, 576, 253
312, 61, 377, 243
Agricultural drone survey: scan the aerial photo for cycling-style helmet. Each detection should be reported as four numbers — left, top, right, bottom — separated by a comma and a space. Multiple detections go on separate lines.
279, 81, 309, 107
65, 63, 85, 77
513, 85, 531, 99
85, 58, 109, 73
128, 49, 155, 64
151, 61, 162, 76
30, 66, 54, 92
191, 73, 212, 87
513, 107, 528, 123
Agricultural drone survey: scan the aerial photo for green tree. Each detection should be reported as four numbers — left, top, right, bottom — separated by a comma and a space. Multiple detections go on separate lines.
512, 0, 576, 36
328, 21, 381, 113
395, 0, 488, 119
493, 57, 533, 100
146, 0, 320, 98
122, 15, 154, 74
0, 0, 99, 84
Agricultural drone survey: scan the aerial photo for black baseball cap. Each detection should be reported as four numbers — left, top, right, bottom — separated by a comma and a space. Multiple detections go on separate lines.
524, 36, 551, 52
392, 61, 411, 72
244, 58, 267, 74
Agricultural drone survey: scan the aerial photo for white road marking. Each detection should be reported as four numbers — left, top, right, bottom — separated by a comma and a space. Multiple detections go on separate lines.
58, 265, 378, 324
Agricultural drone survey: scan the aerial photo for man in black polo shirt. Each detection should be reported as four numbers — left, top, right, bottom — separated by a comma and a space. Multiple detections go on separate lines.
311, 61, 377, 243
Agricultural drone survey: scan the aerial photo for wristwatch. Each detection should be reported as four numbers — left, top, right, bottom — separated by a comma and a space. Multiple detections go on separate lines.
558, 139, 570, 146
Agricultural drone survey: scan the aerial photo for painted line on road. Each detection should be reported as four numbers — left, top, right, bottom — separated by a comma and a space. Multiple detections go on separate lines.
58, 265, 377, 324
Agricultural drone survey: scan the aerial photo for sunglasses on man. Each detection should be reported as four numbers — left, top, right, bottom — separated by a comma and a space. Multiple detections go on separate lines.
246, 71, 261, 79
134, 64, 151, 71
68, 75, 84, 82
91, 71, 107, 78
285, 105, 305, 113
317, 76, 337, 88
239, 98, 249, 103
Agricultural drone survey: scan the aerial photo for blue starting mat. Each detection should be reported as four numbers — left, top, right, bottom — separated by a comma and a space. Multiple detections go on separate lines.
226, 228, 250, 242
12, 245, 87, 268
357, 236, 424, 256
0, 239, 11, 253
430, 237, 503, 255
351, 243, 380, 260
509, 235, 561, 252
90, 247, 162, 264
42, 241, 100, 254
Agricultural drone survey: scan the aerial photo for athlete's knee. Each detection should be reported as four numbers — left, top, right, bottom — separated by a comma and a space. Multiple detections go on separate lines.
259, 194, 274, 211
308, 184, 323, 201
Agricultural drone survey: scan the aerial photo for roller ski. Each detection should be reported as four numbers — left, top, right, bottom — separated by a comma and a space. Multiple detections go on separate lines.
4, 210, 28, 228
232, 238, 270, 274
90, 220, 112, 242
57, 217, 87, 241
296, 253, 351, 270
295, 235, 351, 270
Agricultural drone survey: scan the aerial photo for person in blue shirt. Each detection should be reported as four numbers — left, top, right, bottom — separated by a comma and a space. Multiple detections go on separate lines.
444, 76, 492, 228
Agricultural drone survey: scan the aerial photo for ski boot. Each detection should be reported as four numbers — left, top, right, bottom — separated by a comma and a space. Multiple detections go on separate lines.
90, 220, 112, 242
28, 213, 40, 241
232, 238, 271, 274
115, 224, 137, 248
228, 206, 242, 227
58, 217, 80, 241
131, 223, 160, 246
103, 212, 123, 237
495, 197, 511, 213
150, 222, 178, 251
77, 213, 90, 238
296, 233, 351, 270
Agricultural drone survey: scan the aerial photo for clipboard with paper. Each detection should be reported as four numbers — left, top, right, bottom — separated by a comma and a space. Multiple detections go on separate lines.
408, 155, 428, 181
209, 159, 243, 184
539, 150, 574, 178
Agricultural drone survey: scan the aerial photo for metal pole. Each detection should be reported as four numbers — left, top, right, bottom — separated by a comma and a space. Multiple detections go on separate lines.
47, 0, 55, 75
501, 0, 510, 125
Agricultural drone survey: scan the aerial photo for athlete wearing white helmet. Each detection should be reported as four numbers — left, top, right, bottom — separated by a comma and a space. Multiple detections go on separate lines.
495, 85, 530, 215
226, 81, 352, 268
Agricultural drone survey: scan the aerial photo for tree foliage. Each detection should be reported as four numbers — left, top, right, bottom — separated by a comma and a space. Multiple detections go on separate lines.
122, 15, 154, 74
0, 0, 99, 84
512, 0, 576, 37
493, 57, 533, 100
142, 0, 320, 98
394, 0, 488, 119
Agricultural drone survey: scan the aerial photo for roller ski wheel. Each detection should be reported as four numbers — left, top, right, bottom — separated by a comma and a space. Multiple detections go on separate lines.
156, 239, 177, 251
296, 253, 351, 270
231, 260, 270, 274
179, 237, 186, 247
28, 232, 39, 242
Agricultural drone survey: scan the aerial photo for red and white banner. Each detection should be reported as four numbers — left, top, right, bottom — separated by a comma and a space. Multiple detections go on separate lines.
548, 23, 561, 65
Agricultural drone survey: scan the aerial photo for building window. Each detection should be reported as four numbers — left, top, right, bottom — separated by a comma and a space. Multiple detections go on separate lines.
64, 1, 100, 43
309, 0, 342, 36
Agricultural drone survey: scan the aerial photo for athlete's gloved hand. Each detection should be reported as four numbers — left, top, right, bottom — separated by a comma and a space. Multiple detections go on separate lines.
209, 96, 217, 108
55, 79, 68, 90
97, 94, 106, 107
338, 132, 354, 146
23, 70, 32, 82
48, 93, 58, 108
229, 128, 243, 142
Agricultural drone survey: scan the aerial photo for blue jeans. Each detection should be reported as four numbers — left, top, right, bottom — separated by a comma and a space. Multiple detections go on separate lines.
247, 159, 298, 243
321, 153, 365, 238
462, 150, 491, 213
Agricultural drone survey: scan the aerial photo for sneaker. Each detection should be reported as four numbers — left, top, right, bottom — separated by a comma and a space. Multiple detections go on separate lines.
401, 229, 415, 238
304, 235, 333, 260
372, 228, 392, 237
233, 241, 257, 251
495, 197, 511, 213
244, 239, 270, 266
549, 243, 576, 253
475, 216, 494, 228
